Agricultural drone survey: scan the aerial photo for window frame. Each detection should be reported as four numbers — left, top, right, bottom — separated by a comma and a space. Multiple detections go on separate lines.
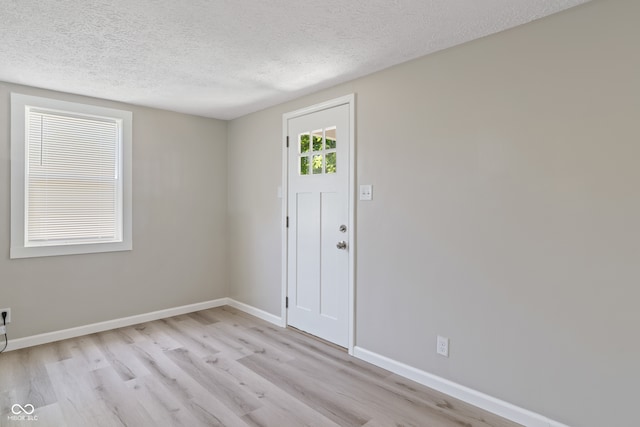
10, 93, 133, 259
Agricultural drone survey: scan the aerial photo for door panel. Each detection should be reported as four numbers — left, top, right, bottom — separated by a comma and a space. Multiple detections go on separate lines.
295, 192, 317, 312
320, 191, 342, 320
287, 103, 350, 347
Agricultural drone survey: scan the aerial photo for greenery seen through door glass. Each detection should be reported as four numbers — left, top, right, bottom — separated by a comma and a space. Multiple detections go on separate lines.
326, 152, 336, 174
312, 155, 323, 174
300, 134, 310, 153
312, 135, 323, 151
300, 156, 309, 175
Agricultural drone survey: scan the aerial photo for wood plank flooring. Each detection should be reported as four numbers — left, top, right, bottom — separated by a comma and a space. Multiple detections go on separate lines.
0, 306, 521, 427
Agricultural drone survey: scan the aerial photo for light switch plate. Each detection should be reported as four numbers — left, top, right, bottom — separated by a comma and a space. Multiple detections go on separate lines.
359, 184, 373, 201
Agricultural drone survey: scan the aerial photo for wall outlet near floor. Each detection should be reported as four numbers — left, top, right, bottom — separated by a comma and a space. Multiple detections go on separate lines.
0, 308, 11, 324
437, 335, 449, 357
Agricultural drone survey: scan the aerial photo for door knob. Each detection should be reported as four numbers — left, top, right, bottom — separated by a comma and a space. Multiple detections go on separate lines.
336, 241, 347, 250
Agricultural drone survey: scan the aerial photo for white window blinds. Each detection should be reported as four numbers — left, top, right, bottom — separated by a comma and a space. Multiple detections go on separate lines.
25, 108, 123, 246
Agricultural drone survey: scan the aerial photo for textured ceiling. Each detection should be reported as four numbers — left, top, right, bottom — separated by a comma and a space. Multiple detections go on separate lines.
0, 0, 590, 120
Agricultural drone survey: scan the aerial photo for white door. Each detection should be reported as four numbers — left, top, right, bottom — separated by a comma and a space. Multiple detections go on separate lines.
286, 102, 350, 347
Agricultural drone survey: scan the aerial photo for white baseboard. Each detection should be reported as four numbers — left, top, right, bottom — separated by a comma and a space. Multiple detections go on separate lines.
5, 301, 568, 426
5, 298, 229, 352
353, 346, 570, 427
226, 298, 285, 327
4, 298, 284, 352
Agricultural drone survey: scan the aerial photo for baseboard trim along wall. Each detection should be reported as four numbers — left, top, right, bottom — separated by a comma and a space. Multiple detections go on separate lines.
4, 299, 568, 426
5, 298, 284, 352
5, 298, 229, 352
226, 298, 286, 327
353, 346, 570, 427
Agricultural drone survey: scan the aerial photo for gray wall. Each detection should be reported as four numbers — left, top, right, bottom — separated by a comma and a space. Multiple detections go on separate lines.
227, 1, 640, 426
0, 82, 229, 339
227, 112, 282, 313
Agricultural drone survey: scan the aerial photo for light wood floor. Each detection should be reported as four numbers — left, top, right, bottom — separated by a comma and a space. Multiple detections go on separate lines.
0, 306, 521, 427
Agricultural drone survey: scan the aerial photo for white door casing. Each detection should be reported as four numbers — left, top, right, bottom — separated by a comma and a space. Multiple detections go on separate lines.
282, 95, 355, 351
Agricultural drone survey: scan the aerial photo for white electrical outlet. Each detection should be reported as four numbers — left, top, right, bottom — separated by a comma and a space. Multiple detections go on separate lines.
0, 325, 5, 334
437, 335, 449, 357
0, 308, 11, 324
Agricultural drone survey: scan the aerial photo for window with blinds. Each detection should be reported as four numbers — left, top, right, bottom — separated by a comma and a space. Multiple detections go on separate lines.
25, 109, 122, 246
11, 93, 132, 259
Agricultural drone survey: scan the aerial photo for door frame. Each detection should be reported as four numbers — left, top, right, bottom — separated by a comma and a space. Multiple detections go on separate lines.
281, 94, 356, 354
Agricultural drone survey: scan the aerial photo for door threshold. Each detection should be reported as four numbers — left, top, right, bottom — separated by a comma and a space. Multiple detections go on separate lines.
287, 326, 348, 353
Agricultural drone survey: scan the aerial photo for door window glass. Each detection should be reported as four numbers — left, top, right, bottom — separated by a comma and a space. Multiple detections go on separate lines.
298, 128, 337, 175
